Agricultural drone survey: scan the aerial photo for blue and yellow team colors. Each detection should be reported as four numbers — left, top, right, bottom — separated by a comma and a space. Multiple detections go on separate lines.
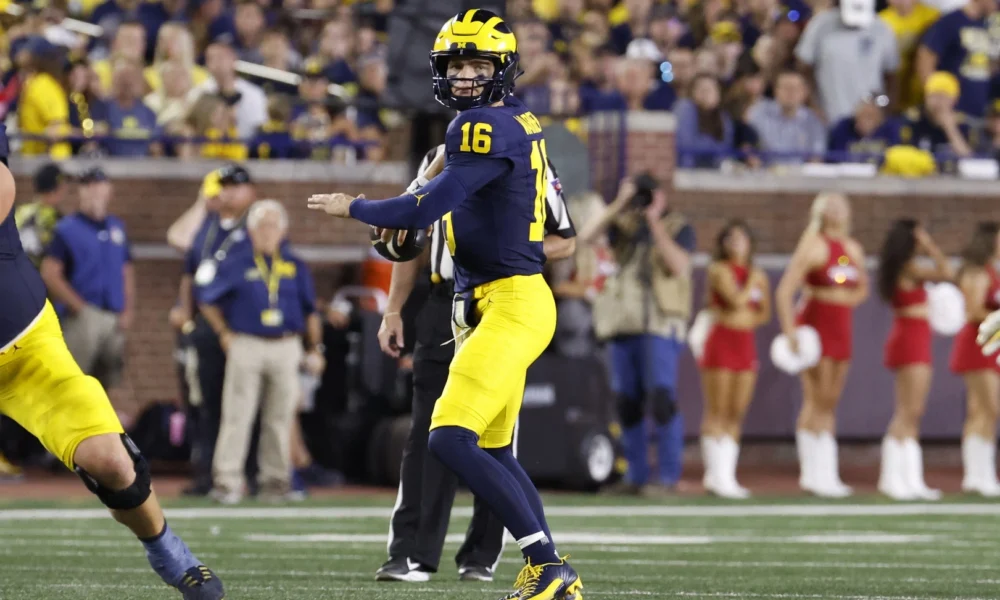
428, 102, 558, 450
0, 211, 123, 470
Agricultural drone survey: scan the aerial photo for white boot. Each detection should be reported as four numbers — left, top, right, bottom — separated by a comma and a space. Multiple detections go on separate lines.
878, 437, 916, 501
900, 438, 940, 501
701, 436, 720, 494
979, 437, 1000, 497
962, 436, 980, 493
796, 430, 818, 493
716, 436, 750, 499
815, 432, 852, 498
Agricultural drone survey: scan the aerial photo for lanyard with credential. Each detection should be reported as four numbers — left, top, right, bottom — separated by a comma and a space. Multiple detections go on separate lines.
202, 215, 246, 262
253, 253, 282, 307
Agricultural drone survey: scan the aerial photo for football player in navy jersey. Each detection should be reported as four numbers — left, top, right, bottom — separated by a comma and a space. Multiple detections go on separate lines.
308, 9, 582, 600
0, 125, 225, 600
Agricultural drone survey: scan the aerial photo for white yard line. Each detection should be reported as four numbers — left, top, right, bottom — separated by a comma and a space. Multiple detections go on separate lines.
243, 532, 938, 545
3, 503, 1000, 521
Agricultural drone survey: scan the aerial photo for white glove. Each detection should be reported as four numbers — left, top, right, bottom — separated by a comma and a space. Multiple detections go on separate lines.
977, 309, 1000, 359
405, 175, 429, 195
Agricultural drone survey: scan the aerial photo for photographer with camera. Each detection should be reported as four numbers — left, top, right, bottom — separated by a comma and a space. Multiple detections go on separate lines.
581, 174, 696, 495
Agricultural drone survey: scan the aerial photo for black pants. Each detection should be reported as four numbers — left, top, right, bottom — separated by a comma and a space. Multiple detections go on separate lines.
387, 285, 507, 572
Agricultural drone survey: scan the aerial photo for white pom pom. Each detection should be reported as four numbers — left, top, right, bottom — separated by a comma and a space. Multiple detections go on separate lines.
770, 326, 822, 375
688, 309, 715, 361
926, 282, 965, 336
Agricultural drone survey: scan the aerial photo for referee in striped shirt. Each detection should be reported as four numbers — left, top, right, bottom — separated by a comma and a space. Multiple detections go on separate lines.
374, 144, 576, 583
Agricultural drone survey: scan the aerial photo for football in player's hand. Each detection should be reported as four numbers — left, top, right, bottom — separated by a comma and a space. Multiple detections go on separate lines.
369, 226, 428, 262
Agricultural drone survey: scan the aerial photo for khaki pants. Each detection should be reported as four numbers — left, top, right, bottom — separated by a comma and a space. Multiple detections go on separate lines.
61, 305, 125, 389
212, 334, 302, 494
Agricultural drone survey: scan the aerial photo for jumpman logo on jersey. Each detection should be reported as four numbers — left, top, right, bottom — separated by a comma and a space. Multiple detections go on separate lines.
0, 344, 21, 356
414, 193, 427, 206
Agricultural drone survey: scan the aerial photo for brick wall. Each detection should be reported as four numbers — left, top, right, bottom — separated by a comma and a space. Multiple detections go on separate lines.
11, 112, 1000, 412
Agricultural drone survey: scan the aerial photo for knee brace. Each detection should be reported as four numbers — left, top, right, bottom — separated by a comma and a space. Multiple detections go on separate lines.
75, 434, 152, 511
649, 388, 677, 426
616, 395, 644, 428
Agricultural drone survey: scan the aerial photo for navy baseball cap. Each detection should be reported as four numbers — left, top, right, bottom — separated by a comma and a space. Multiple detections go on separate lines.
78, 166, 109, 184
218, 164, 252, 186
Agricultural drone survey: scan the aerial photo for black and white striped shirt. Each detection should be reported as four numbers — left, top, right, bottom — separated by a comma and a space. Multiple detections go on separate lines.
418, 144, 576, 284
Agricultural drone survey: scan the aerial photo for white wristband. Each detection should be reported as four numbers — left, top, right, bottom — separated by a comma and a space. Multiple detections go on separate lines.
406, 175, 429, 194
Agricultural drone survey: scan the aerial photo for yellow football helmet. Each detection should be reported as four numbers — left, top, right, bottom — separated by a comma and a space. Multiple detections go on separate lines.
430, 9, 520, 111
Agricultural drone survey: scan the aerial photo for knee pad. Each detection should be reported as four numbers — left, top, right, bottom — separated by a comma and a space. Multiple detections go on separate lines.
75, 434, 152, 511
649, 388, 677, 426
616, 395, 643, 428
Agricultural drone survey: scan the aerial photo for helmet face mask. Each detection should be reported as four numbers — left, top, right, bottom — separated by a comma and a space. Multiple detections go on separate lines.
430, 9, 521, 111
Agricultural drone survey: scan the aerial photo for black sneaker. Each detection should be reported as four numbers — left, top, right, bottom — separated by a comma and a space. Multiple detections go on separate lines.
375, 558, 431, 582
459, 564, 494, 582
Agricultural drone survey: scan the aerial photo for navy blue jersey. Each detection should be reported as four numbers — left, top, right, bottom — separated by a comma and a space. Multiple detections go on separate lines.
443, 96, 550, 292
0, 210, 48, 350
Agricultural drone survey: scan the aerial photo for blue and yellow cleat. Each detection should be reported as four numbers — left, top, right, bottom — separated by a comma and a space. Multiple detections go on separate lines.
505, 557, 582, 600
177, 565, 225, 600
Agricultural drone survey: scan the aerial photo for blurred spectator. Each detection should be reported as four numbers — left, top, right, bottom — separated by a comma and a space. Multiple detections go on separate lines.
293, 58, 330, 120
615, 57, 675, 111
104, 59, 162, 157
177, 93, 247, 160
827, 94, 902, 163
249, 95, 297, 159
899, 71, 976, 165
353, 55, 387, 161
92, 19, 147, 96
674, 73, 736, 168
795, 2, 900, 123
15, 163, 66, 268
748, 70, 826, 164
137, 0, 188, 62
187, 0, 236, 58
17, 38, 71, 159
192, 38, 267, 140
547, 0, 587, 53
40, 167, 133, 390
234, 0, 267, 63
255, 29, 301, 96
880, 0, 940, 111
982, 100, 1000, 158
610, 0, 656, 53
694, 46, 723, 76
916, 0, 997, 119
578, 44, 624, 111
664, 47, 696, 100
726, 88, 763, 167
144, 23, 211, 94
708, 15, 747, 80
293, 98, 356, 162
515, 18, 560, 88
144, 59, 196, 133
647, 5, 688, 55
313, 19, 357, 89
35, 2, 84, 51
67, 57, 109, 157
89, 0, 142, 58
579, 8, 613, 49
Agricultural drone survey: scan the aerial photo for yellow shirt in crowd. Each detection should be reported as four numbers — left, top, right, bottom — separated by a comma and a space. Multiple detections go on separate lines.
880, 3, 940, 109
18, 72, 72, 158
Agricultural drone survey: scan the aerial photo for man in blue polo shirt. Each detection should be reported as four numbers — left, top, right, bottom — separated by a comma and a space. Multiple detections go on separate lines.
197, 199, 325, 504
40, 166, 133, 389
170, 164, 255, 497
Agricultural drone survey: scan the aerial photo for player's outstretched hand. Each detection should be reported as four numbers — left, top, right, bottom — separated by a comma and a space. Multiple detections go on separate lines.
307, 192, 362, 217
977, 309, 1000, 360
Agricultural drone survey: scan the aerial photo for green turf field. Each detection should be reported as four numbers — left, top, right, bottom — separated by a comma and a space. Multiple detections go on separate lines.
1, 494, 999, 599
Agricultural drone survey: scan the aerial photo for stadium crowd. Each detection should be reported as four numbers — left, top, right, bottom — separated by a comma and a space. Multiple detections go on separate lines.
1, 0, 998, 171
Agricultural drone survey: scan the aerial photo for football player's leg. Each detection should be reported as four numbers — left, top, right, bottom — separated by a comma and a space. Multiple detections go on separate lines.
429, 322, 557, 566
0, 305, 223, 599
482, 373, 554, 547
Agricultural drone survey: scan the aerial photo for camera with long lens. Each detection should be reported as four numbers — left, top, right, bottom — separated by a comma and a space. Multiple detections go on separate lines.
631, 172, 659, 208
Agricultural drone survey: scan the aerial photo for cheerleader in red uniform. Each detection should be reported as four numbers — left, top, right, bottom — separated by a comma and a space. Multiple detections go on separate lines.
950, 222, 1000, 497
876, 221, 952, 500
699, 220, 770, 499
776, 193, 868, 498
